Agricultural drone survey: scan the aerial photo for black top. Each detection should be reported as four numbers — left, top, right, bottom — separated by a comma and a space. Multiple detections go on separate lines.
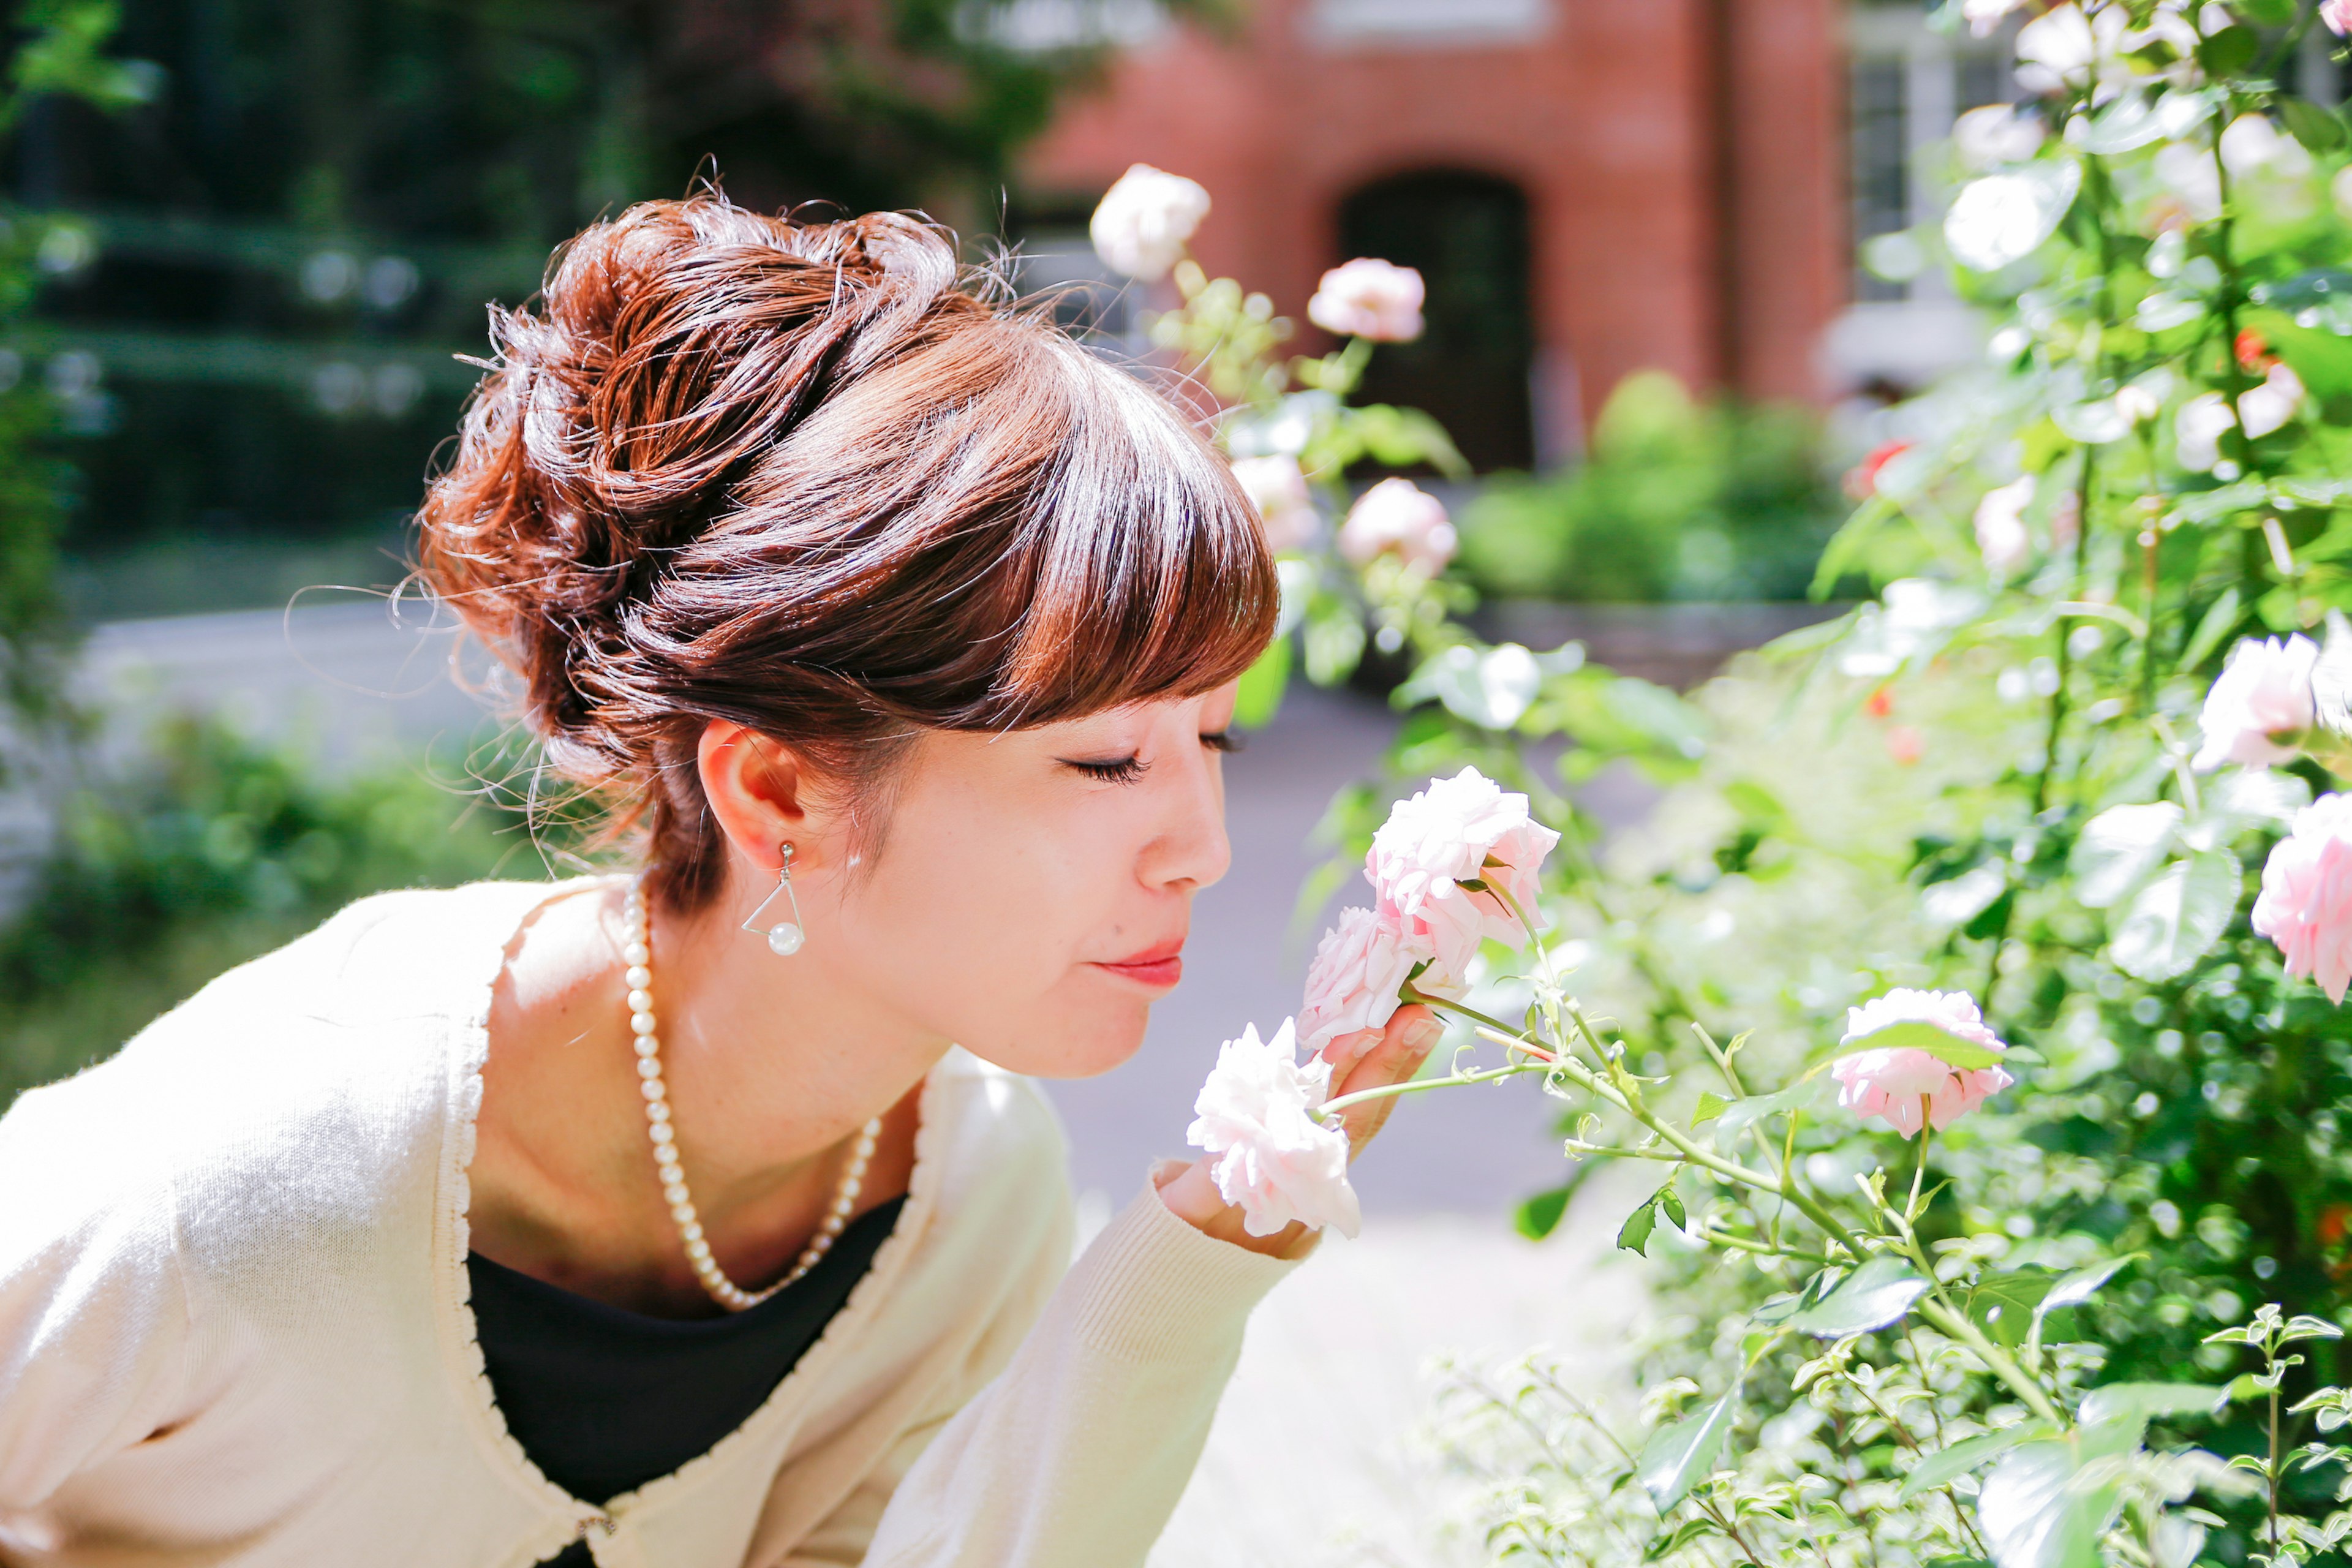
467, 1196, 907, 1564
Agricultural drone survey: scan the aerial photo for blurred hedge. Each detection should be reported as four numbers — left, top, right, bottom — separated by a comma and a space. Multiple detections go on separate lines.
0, 717, 573, 1104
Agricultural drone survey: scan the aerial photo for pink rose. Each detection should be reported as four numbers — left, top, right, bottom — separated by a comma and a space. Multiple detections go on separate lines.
1339, 478, 1457, 575
2193, 635, 2318, 773
1306, 257, 1425, 343
2327, 0, 2352, 35
1230, 454, 1317, 554
1367, 767, 1561, 988
1833, 988, 2015, 1137
2255, 793, 2352, 1004
1089, 164, 1211, 283
1186, 1019, 1360, 1237
1298, 906, 1420, 1058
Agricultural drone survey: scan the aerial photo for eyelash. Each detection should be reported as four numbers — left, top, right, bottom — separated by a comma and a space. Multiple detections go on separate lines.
1065, 731, 1242, 784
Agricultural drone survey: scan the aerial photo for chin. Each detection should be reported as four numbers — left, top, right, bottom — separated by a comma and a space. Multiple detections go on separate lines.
979, 995, 1153, 1081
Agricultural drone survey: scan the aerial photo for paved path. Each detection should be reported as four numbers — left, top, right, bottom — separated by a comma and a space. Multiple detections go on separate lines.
75, 601, 1638, 1561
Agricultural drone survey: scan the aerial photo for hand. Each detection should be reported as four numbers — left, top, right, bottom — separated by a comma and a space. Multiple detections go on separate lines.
1157, 1005, 1441, 1257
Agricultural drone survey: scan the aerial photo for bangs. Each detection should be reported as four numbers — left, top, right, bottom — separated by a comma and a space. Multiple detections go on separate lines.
990, 342, 1279, 726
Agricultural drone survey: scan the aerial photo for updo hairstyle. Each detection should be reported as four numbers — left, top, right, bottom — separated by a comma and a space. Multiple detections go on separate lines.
417, 194, 1277, 912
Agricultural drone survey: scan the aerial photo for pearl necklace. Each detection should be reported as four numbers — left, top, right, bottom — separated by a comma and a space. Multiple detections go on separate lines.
622, 880, 881, 1313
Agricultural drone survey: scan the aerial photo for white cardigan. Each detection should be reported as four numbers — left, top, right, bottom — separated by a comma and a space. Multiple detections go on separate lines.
0, 880, 1299, 1566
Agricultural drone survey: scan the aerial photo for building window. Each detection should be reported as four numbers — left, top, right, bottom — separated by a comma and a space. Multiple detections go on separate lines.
1306, 0, 1550, 51
1846, 5, 2016, 304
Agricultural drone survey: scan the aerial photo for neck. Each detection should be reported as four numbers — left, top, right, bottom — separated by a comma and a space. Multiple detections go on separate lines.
469, 878, 937, 1310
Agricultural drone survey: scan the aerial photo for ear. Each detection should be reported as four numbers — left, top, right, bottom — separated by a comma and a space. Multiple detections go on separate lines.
696, 720, 820, 876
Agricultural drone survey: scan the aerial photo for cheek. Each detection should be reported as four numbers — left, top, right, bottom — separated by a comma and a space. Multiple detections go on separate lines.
842, 778, 1107, 986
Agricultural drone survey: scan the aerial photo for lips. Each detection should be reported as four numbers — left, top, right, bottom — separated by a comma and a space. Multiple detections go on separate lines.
1093, 940, 1185, 989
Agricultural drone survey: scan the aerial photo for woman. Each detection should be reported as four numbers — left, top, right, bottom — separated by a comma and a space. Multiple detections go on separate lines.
0, 196, 1437, 1566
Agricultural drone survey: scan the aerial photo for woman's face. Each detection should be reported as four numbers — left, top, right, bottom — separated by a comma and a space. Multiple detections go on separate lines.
797, 684, 1240, 1079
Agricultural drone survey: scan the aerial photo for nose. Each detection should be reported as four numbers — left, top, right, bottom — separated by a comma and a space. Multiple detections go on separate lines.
1141, 739, 1232, 893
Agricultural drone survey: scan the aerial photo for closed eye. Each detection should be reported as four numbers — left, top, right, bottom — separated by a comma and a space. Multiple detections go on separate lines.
1062, 755, 1147, 784
1200, 730, 1241, 754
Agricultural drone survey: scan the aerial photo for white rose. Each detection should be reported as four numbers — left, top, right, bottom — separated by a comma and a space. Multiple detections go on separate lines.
1974, 475, 2035, 579
2194, 634, 2320, 772
1306, 258, 1426, 343
1954, 105, 2045, 172
1089, 164, 1211, 282
2175, 391, 2235, 471
1185, 1019, 1360, 1237
2239, 362, 2306, 440
1338, 478, 1457, 574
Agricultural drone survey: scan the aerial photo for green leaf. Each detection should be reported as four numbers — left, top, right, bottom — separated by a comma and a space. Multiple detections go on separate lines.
2071, 802, 2184, 910
1692, 1090, 1729, 1128
1972, 1271, 2059, 1349
2177, 587, 2242, 673
2109, 851, 2241, 982
2282, 1314, 2346, 1345
1834, 1019, 2006, 1071
1978, 1440, 2111, 1568
1637, 1385, 1741, 1510
1232, 635, 1290, 729
1516, 1184, 1574, 1241
2198, 25, 2258, 78
2075, 88, 2217, 154
1946, 161, 2082, 272
2076, 1383, 2228, 1425
1618, 1192, 1660, 1256
2029, 1256, 2136, 1357
1711, 1079, 1819, 1152
2280, 96, 2348, 153
1898, 1424, 2057, 1502
2239, 0, 2298, 23
1645, 1517, 1721, 1561
1618, 1182, 1683, 1256
1787, 1254, 1931, 1338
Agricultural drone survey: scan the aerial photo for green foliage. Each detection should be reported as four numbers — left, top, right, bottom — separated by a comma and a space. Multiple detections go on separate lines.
1457, 371, 1844, 604
0, 717, 575, 1104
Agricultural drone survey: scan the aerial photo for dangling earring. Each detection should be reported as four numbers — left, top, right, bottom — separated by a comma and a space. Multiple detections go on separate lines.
741, 843, 805, 956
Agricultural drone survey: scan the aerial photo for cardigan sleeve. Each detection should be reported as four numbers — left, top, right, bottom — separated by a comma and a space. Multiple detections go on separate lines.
842, 1176, 1301, 1568
0, 1080, 193, 1512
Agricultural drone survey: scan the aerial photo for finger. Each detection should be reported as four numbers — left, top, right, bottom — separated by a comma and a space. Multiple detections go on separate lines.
1335, 1006, 1441, 1158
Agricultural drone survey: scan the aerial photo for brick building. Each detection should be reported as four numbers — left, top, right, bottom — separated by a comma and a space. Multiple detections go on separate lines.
1014, 0, 1845, 470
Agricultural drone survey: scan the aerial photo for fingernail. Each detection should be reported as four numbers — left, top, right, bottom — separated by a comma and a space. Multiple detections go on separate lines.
1349, 1031, 1381, 1061
1406, 1019, 1442, 1051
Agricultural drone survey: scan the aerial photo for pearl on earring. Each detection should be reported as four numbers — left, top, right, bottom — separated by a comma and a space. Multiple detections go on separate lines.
741, 843, 807, 958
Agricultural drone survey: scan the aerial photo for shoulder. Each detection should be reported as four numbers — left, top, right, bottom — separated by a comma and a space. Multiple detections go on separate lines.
913, 1050, 1074, 1275
3, 879, 586, 1278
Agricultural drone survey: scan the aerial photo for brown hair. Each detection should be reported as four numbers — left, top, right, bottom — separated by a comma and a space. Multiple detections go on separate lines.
417, 195, 1277, 911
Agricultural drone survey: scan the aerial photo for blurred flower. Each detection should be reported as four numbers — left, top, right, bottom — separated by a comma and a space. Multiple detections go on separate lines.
2255, 794, 2352, 1005
2237, 329, 2278, 374
1885, 725, 1927, 766
1186, 1019, 1360, 1237
1089, 164, 1210, 282
2050, 488, 2080, 553
2176, 392, 2236, 471
2114, 382, 2164, 424
2193, 634, 2319, 771
2015, 4, 2123, 93
1298, 907, 1419, 1059
1844, 440, 1913, 501
1367, 766, 1561, 988
1865, 687, 1895, 720
2326, 0, 2352, 34
1306, 258, 1425, 342
1230, 454, 1317, 553
2221, 114, 2313, 182
1834, 989, 2015, 1137
1954, 105, 2045, 171
2240, 363, 2306, 440
1962, 0, 2029, 36
1975, 475, 2035, 578
2153, 142, 2223, 223
1339, 478, 1457, 573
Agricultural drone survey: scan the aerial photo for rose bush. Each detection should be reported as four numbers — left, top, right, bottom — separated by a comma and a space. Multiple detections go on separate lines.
1107, 3, 2352, 1563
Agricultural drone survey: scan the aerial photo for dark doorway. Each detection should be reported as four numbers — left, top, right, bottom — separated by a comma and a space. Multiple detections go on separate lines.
1336, 170, 1534, 472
